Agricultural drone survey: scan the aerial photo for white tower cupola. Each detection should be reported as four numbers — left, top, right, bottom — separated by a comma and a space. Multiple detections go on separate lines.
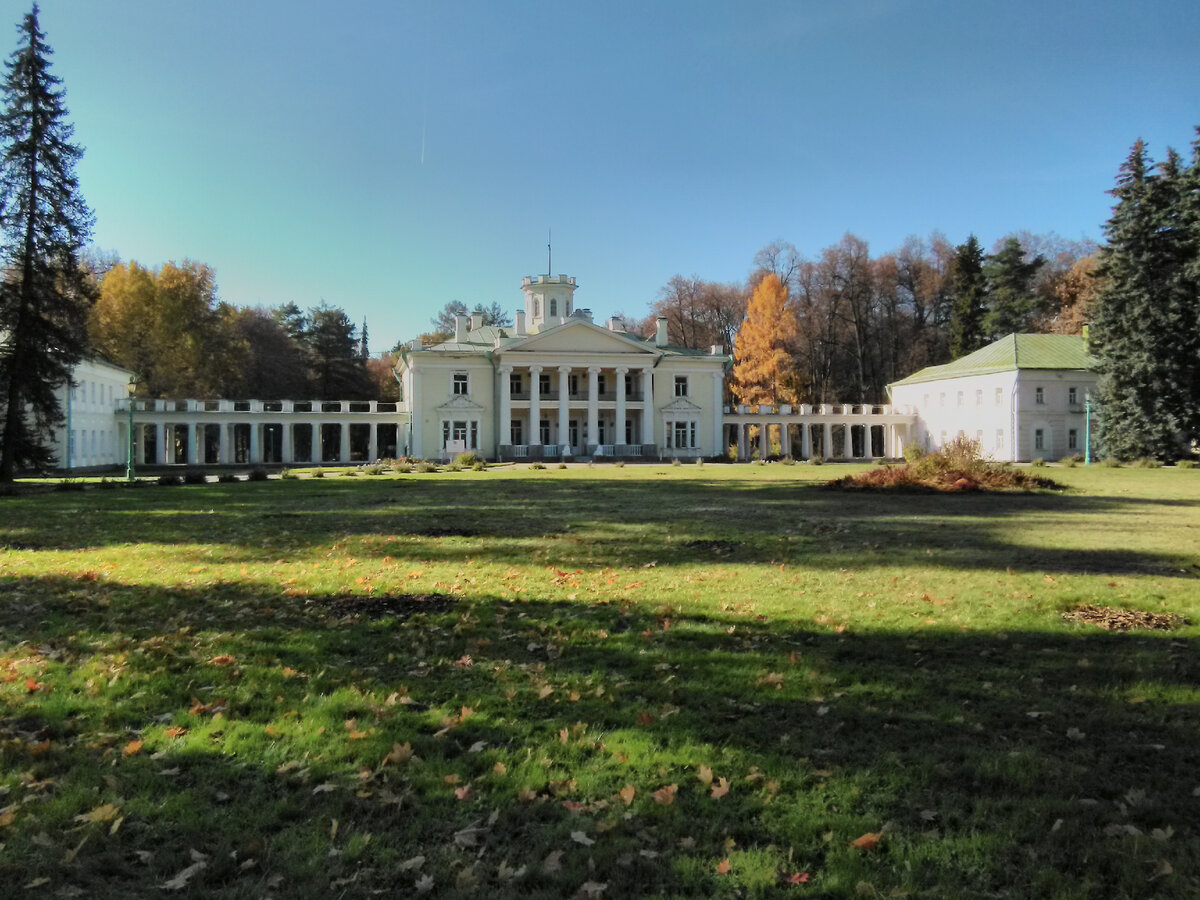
521, 274, 577, 332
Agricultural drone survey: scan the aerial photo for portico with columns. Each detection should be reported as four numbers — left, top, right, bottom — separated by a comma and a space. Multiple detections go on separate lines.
396, 272, 730, 461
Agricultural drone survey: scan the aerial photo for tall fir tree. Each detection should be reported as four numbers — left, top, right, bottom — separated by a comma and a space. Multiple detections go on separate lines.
947, 235, 986, 358
1091, 137, 1200, 460
731, 273, 801, 406
982, 237, 1044, 339
0, 5, 93, 479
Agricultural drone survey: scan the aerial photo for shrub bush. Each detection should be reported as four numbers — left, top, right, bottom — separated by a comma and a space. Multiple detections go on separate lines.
780, 456, 795, 466
695, 458, 704, 467
1059, 457, 1078, 468
557, 462, 568, 469
1176, 458, 1198, 469
903, 444, 925, 464
217, 473, 238, 484
157, 474, 182, 486
1029, 457, 1046, 467
183, 469, 208, 485
809, 456, 824, 465
248, 468, 269, 481
54, 478, 86, 492
415, 461, 438, 474
453, 451, 483, 468
1132, 457, 1161, 468
311, 467, 325, 478
280, 468, 297, 480
360, 463, 385, 476
613, 461, 625, 468
528, 462, 545, 470
1099, 457, 1122, 468
671, 458, 681, 467
472, 461, 487, 471
394, 461, 412, 474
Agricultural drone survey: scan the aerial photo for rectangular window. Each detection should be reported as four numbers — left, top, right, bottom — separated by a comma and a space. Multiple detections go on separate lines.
1035, 387, 1045, 405
539, 373, 551, 396
1068, 387, 1078, 405
597, 375, 607, 395
1068, 429, 1078, 450
539, 418, 551, 445
625, 418, 633, 445
570, 374, 580, 396
995, 387, 1003, 406
975, 389, 983, 406
995, 429, 1004, 451
674, 422, 688, 448
452, 421, 467, 443
509, 373, 521, 396
453, 372, 469, 395
510, 420, 523, 445
674, 376, 689, 397
470, 421, 478, 450
1035, 428, 1045, 450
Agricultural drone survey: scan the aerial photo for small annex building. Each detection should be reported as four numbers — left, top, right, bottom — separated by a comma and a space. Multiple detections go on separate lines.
48, 356, 136, 471
395, 274, 729, 461
888, 333, 1097, 462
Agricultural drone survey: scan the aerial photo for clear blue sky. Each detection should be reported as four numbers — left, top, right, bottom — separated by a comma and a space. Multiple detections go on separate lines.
7, 1, 1199, 353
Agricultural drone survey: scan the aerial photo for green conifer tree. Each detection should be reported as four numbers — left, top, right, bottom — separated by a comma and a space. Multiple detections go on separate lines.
947, 235, 986, 358
0, 5, 93, 479
982, 237, 1045, 339
1091, 138, 1200, 460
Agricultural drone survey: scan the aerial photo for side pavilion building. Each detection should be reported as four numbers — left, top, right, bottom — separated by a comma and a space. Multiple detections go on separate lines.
888, 333, 1097, 462
396, 274, 730, 461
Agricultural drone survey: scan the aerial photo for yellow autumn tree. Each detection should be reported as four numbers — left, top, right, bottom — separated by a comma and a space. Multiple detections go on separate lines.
731, 273, 800, 405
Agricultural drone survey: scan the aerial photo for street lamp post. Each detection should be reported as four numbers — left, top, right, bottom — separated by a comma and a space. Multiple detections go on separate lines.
126, 377, 138, 482
1084, 399, 1092, 466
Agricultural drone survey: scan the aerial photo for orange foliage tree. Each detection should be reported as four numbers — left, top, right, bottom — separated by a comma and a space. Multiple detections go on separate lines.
731, 273, 801, 406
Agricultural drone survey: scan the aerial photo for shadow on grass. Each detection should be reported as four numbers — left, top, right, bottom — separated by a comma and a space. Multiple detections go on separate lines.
1, 574, 1197, 898
2, 477, 1199, 579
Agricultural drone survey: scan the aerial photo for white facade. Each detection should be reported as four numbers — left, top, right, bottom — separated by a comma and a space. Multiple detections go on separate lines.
397, 274, 730, 461
49, 357, 135, 470
888, 334, 1097, 462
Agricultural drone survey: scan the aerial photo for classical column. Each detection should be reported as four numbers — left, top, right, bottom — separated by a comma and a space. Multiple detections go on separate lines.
615, 367, 628, 449
249, 421, 260, 464
780, 423, 791, 459
410, 370, 423, 458
587, 366, 600, 449
823, 422, 832, 460
711, 371, 723, 455
641, 366, 654, 449
528, 365, 542, 448
498, 364, 512, 450
759, 421, 768, 460
155, 422, 167, 465
218, 422, 229, 464
281, 423, 294, 464
368, 423, 378, 462
736, 422, 746, 460
311, 421, 322, 462
339, 421, 351, 463
558, 365, 571, 453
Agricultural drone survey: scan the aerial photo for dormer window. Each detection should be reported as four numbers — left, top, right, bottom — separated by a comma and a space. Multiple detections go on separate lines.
453, 372, 469, 396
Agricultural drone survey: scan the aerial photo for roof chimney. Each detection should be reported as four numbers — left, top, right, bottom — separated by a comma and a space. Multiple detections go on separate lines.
454, 315, 469, 343
607, 316, 625, 332
470, 313, 482, 331
515, 310, 526, 336
655, 316, 669, 348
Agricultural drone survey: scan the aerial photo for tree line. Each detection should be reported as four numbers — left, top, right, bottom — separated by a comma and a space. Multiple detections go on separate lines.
644, 231, 1098, 407
88, 258, 396, 402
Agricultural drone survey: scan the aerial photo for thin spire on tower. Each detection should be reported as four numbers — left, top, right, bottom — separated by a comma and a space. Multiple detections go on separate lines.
547, 228, 552, 276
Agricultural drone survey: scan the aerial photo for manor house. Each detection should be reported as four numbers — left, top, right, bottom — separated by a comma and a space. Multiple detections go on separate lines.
41, 272, 1096, 471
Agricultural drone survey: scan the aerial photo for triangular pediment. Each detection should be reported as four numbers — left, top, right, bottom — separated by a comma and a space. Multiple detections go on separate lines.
436, 395, 486, 412
504, 319, 658, 356
661, 396, 703, 412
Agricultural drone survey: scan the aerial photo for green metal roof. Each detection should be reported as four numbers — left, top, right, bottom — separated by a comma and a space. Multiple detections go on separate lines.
890, 334, 1094, 386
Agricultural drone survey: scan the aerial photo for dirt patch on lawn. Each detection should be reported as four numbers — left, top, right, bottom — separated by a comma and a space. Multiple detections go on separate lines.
1062, 604, 1188, 632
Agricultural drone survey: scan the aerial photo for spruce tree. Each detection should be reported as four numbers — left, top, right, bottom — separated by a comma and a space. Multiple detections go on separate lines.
982, 237, 1044, 339
1091, 138, 1200, 460
947, 235, 986, 358
0, 5, 93, 479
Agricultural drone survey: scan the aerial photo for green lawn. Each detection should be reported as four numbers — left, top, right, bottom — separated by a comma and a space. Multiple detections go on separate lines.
1, 463, 1198, 898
